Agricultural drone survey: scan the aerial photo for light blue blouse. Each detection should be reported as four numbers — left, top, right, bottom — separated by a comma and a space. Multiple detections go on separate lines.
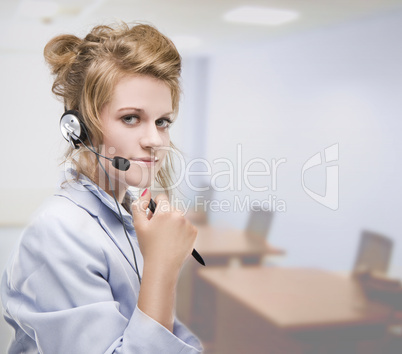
1, 170, 203, 353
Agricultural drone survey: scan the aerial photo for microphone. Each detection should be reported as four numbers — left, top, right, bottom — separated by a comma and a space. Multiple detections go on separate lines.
111, 156, 131, 171
87, 148, 130, 171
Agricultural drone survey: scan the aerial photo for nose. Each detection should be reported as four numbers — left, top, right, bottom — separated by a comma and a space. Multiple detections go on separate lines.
139, 123, 164, 150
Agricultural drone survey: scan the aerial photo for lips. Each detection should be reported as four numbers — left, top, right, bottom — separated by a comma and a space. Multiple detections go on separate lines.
130, 157, 159, 163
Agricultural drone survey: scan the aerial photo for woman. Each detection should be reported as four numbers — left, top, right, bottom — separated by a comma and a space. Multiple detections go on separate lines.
1, 22, 202, 353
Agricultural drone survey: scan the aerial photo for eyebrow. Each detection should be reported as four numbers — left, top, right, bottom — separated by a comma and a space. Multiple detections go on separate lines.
118, 107, 143, 113
117, 107, 173, 117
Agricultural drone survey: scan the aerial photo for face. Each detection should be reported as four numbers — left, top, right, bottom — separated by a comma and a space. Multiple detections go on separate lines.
98, 74, 173, 193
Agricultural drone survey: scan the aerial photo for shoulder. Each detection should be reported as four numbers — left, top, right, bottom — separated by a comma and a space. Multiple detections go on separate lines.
27, 193, 98, 236
2, 196, 113, 313
30, 175, 106, 231
18, 193, 106, 266
35, 192, 91, 220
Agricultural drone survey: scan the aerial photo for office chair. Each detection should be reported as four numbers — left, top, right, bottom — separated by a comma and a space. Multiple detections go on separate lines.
245, 207, 274, 238
185, 185, 214, 225
242, 207, 274, 265
352, 230, 402, 352
353, 230, 393, 275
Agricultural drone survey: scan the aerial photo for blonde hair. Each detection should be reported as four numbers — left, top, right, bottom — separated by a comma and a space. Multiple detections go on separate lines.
44, 22, 181, 194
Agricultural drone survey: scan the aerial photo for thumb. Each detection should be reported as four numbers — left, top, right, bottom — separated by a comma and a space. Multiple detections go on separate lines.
132, 189, 151, 225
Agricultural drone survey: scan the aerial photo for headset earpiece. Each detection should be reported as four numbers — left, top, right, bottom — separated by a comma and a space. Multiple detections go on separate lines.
60, 110, 87, 149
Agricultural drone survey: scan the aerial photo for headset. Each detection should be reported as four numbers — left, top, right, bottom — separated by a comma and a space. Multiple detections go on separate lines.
60, 109, 142, 285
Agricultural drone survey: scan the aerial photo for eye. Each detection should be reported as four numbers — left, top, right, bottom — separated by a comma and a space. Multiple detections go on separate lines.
122, 115, 139, 125
156, 118, 172, 129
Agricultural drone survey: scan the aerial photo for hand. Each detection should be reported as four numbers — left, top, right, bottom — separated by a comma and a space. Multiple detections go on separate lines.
132, 189, 198, 273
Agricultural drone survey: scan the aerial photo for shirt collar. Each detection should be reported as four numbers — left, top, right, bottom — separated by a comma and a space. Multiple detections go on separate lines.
64, 167, 137, 231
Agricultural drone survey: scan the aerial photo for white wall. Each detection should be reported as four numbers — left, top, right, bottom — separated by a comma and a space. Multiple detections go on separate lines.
0, 53, 64, 225
204, 10, 402, 276
169, 57, 211, 204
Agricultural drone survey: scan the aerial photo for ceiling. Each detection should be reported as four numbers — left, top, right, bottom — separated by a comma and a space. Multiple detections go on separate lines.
1, 0, 402, 55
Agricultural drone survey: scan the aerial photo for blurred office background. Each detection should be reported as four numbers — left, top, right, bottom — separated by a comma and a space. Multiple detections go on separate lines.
1, 1, 402, 353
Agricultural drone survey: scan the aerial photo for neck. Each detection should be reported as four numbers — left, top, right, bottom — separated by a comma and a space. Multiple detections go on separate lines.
105, 180, 127, 204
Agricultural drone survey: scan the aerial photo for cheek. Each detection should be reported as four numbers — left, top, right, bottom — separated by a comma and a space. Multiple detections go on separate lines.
160, 136, 171, 159
104, 130, 140, 154
161, 131, 171, 148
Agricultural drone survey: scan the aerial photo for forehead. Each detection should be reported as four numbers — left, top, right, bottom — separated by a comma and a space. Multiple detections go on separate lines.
108, 74, 172, 112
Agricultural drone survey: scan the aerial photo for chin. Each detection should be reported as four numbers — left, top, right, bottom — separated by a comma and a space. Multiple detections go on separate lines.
124, 172, 154, 189
128, 179, 152, 189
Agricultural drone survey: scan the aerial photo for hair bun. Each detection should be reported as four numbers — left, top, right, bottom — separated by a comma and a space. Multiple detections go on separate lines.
44, 34, 82, 75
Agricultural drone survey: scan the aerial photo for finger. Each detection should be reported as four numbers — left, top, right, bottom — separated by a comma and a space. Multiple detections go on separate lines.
153, 194, 171, 214
132, 189, 151, 225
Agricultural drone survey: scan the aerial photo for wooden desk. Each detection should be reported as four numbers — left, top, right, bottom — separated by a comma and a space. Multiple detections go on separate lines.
194, 225, 285, 262
176, 226, 285, 332
198, 267, 393, 354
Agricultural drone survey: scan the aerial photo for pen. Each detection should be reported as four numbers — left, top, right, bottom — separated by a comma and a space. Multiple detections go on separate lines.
148, 198, 205, 266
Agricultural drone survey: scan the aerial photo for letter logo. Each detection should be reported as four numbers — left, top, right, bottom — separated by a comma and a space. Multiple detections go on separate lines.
301, 144, 339, 210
